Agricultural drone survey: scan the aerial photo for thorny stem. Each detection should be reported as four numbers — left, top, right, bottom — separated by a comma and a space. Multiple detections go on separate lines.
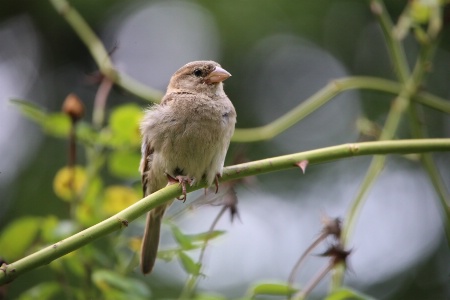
231, 76, 450, 142
370, 0, 410, 83
408, 103, 450, 247
287, 232, 328, 299
288, 216, 342, 297
342, 3, 435, 240
20, 1, 449, 297
293, 263, 334, 300
49, 0, 163, 102
334, 0, 440, 291
2, 139, 450, 284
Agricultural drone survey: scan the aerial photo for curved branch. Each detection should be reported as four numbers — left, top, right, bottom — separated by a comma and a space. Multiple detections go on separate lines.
49, 0, 450, 143
1, 138, 450, 285
232, 76, 450, 142
50, 0, 163, 102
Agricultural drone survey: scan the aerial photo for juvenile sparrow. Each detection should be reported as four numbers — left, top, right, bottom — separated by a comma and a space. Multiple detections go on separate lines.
139, 61, 236, 274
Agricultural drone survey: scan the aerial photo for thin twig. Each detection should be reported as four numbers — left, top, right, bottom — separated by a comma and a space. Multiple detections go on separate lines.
293, 263, 334, 300
92, 77, 113, 129
179, 205, 228, 299
287, 232, 327, 298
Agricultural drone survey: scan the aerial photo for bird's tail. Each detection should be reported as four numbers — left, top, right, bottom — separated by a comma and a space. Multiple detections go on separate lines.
140, 205, 167, 274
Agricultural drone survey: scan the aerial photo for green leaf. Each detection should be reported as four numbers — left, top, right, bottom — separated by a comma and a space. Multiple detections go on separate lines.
108, 150, 141, 179
179, 251, 201, 275
92, 269, 152, 298
411, 0, 431, 24
157, 248, 180, 262
171, 225, 194, 249
186, 230, 226, 243
102, 185, 140, 215
60, 251, 85, 278
43, 113, 71, 137
76, 121, 98, 145
40, 215, 60, 243
17, 282, 61, 300
10, 100, 93, 143
0, 216, 41, 260
10, 99, 47, 125
193, 293, 227, 300
108, 104, 143, 147
83, 173, 103, 206
248, 282, 297, 297
325, 288, 376, 300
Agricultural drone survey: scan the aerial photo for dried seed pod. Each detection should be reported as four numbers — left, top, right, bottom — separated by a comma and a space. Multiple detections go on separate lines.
62, 93, 85, 122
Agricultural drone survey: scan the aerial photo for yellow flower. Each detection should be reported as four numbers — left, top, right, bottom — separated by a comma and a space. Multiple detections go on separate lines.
102, 185, 140, 215
128, 237, 142, 252
53, 166, 87, 201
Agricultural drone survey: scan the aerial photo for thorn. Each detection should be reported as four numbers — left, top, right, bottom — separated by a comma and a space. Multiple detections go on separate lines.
222, 185, 240, 223
295, 160, 309, 174
317, 243, 352, 268
118, 218, 129, 227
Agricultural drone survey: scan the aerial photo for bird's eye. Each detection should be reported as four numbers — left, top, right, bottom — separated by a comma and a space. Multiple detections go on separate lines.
193, 69, 203, 77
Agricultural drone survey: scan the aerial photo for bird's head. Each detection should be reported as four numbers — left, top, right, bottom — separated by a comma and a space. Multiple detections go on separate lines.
168, 60, 231, 95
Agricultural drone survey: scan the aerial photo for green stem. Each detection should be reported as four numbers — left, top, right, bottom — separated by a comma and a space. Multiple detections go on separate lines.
339, 47, 435, 275
333, 2, 438, 289
232, 76, 450, 143
332, 51, 436, 289
341, 45, 437, 244
414, 91, 450, 114
370, 0, 410, 82
49, 0, 163, 103
1, 138, 450, 285
408, 103, 450, 247
179, 206, 228, 298
420, 153, 450, 242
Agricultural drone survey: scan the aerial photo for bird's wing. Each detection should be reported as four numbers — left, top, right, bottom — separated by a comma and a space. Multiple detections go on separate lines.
140, 140, 154, 197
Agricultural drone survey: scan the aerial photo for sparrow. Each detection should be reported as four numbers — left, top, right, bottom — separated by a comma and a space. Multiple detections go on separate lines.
139, 61, 236, 274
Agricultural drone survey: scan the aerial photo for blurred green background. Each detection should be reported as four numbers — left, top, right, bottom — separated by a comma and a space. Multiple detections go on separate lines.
1, 0, 450, 299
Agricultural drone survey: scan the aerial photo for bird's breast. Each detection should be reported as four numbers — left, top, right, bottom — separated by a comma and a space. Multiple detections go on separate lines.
156, 97, 234, 183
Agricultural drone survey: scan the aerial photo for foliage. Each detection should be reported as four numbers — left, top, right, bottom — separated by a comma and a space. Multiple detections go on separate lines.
1, 0, 450, 299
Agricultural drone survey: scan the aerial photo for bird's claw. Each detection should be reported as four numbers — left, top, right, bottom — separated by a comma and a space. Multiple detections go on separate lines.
204, 174, 221, 196
167, 174, 192, 202
214, 174, 220, 194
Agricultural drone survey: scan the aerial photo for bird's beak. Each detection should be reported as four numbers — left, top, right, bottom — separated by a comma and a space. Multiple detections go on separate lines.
206, 66, 231, 83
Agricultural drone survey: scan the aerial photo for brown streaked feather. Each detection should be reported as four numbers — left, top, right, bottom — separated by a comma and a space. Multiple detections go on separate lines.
161, 91, 195, 105
141, 142, 153, 197
139, 61, 236, 275
140, 206, 167, 274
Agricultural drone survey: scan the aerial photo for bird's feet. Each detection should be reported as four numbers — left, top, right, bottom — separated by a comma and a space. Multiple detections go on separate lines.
167, 174, 193, 202
204, 173, 221, 196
